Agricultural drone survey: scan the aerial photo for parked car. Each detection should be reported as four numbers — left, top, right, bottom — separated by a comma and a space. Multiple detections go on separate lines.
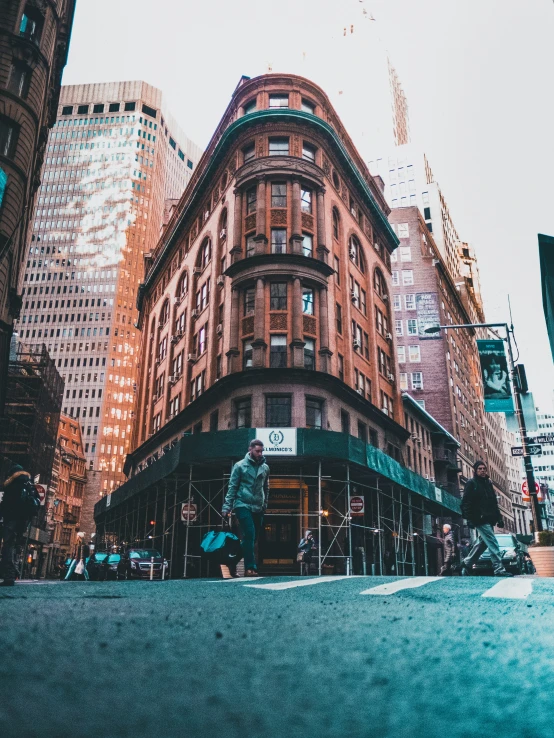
470, 533, 527, 575
87, 551, 108, 581
119, 549, 168, 580
102, 553, 125, 581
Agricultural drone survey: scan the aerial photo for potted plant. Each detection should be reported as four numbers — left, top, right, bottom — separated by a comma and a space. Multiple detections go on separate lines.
528, 531, 554, 577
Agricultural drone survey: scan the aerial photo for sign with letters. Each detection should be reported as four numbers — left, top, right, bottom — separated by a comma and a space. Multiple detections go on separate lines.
416, 293, 441, 338
477, 339, 514, 413
255, 428, 297, 456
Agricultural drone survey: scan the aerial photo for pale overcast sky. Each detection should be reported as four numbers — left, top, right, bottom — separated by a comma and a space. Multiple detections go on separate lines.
63, 0, 554, 410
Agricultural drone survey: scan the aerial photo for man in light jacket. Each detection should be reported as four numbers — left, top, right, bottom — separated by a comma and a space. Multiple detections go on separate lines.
222, 440, 269, 577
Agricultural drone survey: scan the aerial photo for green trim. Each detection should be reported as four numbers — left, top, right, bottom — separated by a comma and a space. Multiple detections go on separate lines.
95, 428, 460, 520
139, 109, 399, 305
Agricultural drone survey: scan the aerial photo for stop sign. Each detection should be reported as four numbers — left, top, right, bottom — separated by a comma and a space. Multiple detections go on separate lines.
35, 484, 46, 506
350, 496, 364, 516
181, 502, 197, 523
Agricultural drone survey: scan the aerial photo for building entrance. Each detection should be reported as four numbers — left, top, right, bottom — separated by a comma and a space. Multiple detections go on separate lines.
259, 480, 305, 573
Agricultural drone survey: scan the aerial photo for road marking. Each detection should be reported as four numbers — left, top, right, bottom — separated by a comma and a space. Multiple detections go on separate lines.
244, 575, 359, 590
482, 578, 533, 599
360, 576, 442, 595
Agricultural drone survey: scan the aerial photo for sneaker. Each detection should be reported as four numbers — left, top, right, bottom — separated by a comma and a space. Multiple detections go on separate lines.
494, 568, 513, 577
244, 569, 260, 577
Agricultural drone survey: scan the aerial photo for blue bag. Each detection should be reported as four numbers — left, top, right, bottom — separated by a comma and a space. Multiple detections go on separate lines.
200, 530, 243, 565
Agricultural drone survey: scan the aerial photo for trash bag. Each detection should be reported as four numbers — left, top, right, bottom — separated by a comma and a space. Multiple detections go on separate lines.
200, 530, 243, 566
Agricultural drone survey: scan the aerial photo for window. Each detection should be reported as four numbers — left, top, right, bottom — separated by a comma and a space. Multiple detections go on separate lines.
266, 396, 291, 426
390, 250, 398, 263
177, 272, 188, 299
334, 256, 340, 284
243, 341, 253, 369
301, 188, 312, 213
349, 236, 365, 273
360, 289, 367, 316
391, 271, 399, 287
301, 99, 315, 114
336, 303, 342, 334
270, 335, 287, 368
93, 103, 104, 113
200, 239, 211, 269
409, 345, 421, 362
332, 209, 340, 240
235, 397, 252, 428
271, 183, 286, 208
302, 233, 313, 258
246, 187, 257, 214
243, 287, 255, 315
400, 247, 412, 262
357, 421, 368, 443
77, 104, 88, 114
306, 397, 323, 429
398, 223, 409, 238
142, 103, 157, 118
269, 94, 289, 108
302, 142, 316, 162
302, 287, 314, 315
243, 99, 256, 115
19, 8, 43, 44
124, 102, 136, 111
304, 338, 315, 370
338, 354, 344, 381
61, 106, 73, 115
269, 137, 289, 156
270, 282, 287, 310
399, 372, 408, 391
381, 391, 393, 417
407, 319, 418, 336
246, 234, 256, 257
402, 270, 414, 285
160, 300, 170, 326
271, 229, 287, 254
243, 143, 255, 163
340, 409, 350, 435
8, 61, 30, 98
411, 372, 424, 390
0, 116, 18, 158
374, 268, 387, 297
405, 294, 415, 310
397, 346, 406, 363
395, 319, 403, 336
198, 325, 207, 354
424, 207, 431, 220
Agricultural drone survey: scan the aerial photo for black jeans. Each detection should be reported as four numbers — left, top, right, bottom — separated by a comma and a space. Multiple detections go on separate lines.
234, 508, 263, 571
0, 519, 27, 582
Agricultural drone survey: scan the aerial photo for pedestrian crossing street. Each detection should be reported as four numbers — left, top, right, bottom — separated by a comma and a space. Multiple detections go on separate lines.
214, 575, 550, 600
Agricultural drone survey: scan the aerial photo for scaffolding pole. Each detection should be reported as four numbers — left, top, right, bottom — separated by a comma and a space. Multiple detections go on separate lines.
318, 460, 322, 576
346, 463, 352, 576
183, 465, 193, 578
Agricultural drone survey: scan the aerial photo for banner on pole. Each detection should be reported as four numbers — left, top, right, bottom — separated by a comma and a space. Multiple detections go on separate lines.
477, 339, 514, 413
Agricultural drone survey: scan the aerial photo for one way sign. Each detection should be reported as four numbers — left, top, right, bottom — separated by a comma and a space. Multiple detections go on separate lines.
511, 444, 542, 457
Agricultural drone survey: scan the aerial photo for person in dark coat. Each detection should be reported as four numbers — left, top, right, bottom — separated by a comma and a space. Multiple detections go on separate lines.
0, 464, 33, 586
439, 524, 457, 576
298, 530, 317, 574
461, 460, 511, 577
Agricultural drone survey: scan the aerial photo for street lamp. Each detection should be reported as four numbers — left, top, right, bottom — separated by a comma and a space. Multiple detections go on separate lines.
425, 321, 542, 537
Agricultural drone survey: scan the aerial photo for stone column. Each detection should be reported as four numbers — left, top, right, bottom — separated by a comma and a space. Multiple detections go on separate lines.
318, 286, 332, 373
290, 179, 303, 255
226, 286, 240, 372
254, 177, 268, 255
230, 189, 243, 263
252, 277, 267, 366
290, 276, 305, 367
316, 188, 329, 263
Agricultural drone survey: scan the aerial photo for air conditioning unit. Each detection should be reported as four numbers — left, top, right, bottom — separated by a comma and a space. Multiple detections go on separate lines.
350, 291, 358, 304
216, 275, 225, 287
352, 339, 361, 350
168, 374, 181, 385
220, 228, 227, 239
191, 309, 198, 319
356, 388, 364, 395
382, 294, 389, 302
193, 267, 202, 275
411, 434, 421, 442
171, 333, 182, 344
429, 477, 435, 483
216, 323, 223, 335
204, 211, 210, 221
187, 353, 197, 363
387, 373, 395, 382
424, 474, 430, 480
386, 332, 393, 341
349, 248, 356, 260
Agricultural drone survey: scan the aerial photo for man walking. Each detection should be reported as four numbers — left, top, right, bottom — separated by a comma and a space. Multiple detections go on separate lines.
439, 524, 457, 576
461, 460, 512, 577
0, 464, 35, 586
222, 440, 269, 577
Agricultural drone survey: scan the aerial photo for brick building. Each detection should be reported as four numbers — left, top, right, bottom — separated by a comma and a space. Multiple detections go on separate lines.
94, 74, 462, 578
0, 0, 75, 417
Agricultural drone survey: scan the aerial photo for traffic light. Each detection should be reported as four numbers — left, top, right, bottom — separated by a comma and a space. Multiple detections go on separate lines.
515, 364, 529, 393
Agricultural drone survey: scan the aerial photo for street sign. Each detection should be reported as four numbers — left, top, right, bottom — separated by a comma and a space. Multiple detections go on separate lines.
535, 435, 554, 444
522, 480, 543, 503
181, 502, 197, 523
511, 444, 542, 457
35, 483, 46, 506
349, 496, 364, 516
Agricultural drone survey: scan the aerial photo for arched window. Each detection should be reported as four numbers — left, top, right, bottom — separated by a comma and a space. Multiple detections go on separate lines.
332, 208, 340, 241
159, 299, 170, 327
219, 209, 228, 241
348, 235, 365, 274
176, 271, 188, 300
374, 268, 387, 299
197, 237, 211, 270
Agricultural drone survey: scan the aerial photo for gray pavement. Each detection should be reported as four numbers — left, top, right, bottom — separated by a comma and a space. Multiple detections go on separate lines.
2, 575, 554, 738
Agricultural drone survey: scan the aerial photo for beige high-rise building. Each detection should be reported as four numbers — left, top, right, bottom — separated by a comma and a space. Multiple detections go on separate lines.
15, 80, 202, 495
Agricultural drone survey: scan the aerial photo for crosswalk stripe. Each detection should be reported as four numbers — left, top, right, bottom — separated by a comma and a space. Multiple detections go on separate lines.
360, 576, 442, 595
481, 578, 533, 599
244, 575, 359, 590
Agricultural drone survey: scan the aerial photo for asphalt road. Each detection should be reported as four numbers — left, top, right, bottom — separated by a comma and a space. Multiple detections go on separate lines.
2, 575, 554, 738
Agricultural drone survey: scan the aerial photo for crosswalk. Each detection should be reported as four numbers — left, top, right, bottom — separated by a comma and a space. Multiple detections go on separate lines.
218, 575, 546, 600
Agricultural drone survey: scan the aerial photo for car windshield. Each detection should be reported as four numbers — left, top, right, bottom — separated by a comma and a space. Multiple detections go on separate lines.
107, 554, 120, 563
129, 550, 162, 559
495, 535, 514, 547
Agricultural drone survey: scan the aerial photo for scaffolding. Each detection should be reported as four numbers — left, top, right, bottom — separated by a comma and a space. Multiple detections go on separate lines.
95, 456, 456, 578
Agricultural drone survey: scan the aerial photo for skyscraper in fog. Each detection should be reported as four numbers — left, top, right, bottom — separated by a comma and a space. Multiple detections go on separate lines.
15, 81, 202, 495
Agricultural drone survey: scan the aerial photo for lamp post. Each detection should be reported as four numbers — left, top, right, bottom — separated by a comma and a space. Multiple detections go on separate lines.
425, 321, 542, 538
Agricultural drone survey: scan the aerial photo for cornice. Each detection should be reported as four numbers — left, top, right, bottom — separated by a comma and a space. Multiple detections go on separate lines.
224, 253, 335, 285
